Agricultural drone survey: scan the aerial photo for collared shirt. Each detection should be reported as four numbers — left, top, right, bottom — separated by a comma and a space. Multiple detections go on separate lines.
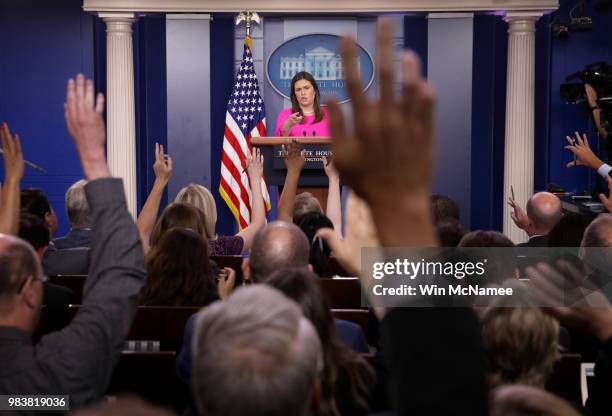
597, 163, 612, 179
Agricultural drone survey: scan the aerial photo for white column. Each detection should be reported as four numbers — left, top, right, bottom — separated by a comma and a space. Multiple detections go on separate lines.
503, 12, 542, 243
100, 13, 137, 217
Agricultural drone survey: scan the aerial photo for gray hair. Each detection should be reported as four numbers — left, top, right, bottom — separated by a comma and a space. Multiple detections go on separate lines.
579, 214, 612, 275
65, 179, 91, 229
193, 285, 322, 416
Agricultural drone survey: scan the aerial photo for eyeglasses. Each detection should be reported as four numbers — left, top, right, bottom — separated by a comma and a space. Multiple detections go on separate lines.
16, 274, 48, 294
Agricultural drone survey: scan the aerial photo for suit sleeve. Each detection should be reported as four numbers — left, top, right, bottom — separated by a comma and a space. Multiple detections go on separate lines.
35, 178, 146, 408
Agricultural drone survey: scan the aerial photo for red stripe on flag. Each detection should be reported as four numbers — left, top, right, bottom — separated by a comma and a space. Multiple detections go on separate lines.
220, 176, 248, 229
223, 125, 248, 172
256, 121, 266, 137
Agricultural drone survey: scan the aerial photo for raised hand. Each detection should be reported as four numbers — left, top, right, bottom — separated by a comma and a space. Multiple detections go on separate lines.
282, 140, 305, 174
281, 112, 303, 135
328, 19, 436, 247
153, 142, 173, 184
245, 147, 264, 180
565, 131, 603, 170
316, 192, 379, 276
600, 175, 612, 212
0, 123, 24, 235
328, 20, 435, 209
0, 123, 24, 184
507, 195, 529, 231
321, 155, 339, 181
64, 74, 110, 180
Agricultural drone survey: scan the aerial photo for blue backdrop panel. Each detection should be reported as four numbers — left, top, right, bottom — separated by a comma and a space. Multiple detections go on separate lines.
0, 0, 94, 237
471, 14, 508, 232
211, 14, 238, 236
134, 16, 168, 212
428, 14, 474, 230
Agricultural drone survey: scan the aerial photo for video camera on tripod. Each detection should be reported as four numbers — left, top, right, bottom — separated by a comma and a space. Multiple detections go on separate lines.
560, 61, 612, 105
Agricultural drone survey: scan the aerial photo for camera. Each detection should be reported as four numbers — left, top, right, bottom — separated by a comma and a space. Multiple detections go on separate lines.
560, 61, 612, 104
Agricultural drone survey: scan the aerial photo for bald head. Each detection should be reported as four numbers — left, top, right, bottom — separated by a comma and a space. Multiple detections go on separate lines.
526, 192, 562, 234
0, 234, 41, 310
248, 221, 310, 283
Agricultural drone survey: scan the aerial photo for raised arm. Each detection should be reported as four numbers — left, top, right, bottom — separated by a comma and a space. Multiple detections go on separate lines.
136, 142, 173, 253
0, 123, 24, 235
328, 22, 436, 248
38, 74, 146, 406
585, 84, 609, 141
600, 176, 612, 212
507, 194, 529, 233
322, 155, 342, 237
565, 131, 606, 170
277, 140, 304, 222
237, 147, 265, 252
327, 21, 488, 416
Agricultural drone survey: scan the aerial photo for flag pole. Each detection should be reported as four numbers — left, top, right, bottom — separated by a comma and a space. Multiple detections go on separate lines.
235, 11, 260, 38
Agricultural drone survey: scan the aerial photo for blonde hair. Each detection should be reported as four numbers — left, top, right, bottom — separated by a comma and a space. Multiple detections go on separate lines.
175, 184, 217, 240
481, 305, 559, 388
293, 192, 323, 224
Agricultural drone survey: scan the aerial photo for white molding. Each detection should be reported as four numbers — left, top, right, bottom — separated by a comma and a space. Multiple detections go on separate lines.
83, 0, 558, 13
504, 10, 545, 19
427, 13, 475, 19
97, 12, 135, 19
166, 13, 211, 20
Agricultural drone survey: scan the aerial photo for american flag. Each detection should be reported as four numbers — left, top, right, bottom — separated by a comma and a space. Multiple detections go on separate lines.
219, 35, 271, 230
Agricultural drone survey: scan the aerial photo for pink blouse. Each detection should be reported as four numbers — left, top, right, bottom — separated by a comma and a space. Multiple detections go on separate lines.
274, 108, 330, 137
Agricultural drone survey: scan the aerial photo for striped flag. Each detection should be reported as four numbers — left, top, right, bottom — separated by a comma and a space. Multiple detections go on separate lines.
219, 35, 271, 230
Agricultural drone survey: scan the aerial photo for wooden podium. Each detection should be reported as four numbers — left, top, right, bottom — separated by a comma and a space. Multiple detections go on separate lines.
250, 136, 333, 208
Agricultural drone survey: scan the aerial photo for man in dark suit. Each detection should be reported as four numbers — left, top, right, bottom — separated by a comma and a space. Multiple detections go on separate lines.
18, 213, 75, 306
509, 192, 562, 247
53, 179, 92, 249
39, 179, 92, 276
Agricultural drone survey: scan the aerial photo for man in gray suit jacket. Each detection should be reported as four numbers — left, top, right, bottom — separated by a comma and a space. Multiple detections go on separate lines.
0, 74, 146, 411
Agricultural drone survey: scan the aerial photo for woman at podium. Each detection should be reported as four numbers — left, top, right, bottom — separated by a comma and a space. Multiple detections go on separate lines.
275, 71, 330, 137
